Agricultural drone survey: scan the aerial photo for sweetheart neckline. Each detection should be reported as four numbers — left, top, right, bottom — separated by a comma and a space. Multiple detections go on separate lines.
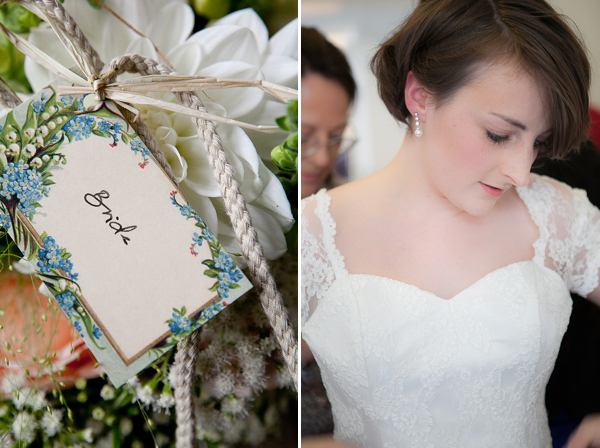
314, 185, 547, 302
338, 259, 562, 301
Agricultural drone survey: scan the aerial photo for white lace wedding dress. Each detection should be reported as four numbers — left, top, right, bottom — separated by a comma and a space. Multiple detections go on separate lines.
301, 174, 600, 448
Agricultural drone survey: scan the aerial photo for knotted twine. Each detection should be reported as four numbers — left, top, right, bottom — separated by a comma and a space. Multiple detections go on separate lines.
0, 1, 298, 446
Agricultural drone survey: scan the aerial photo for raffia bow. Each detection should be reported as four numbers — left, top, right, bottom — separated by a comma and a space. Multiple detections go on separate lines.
0, 1, 298, 446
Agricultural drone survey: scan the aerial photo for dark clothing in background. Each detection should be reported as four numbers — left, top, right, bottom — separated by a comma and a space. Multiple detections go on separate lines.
535, 141, 600, 447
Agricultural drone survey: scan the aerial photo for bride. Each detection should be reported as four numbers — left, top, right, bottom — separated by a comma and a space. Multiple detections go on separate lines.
301, 0, 600, 447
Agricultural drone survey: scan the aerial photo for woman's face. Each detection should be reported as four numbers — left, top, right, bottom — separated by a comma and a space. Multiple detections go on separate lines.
418, 61, 550, 217
301, 73, 351, 198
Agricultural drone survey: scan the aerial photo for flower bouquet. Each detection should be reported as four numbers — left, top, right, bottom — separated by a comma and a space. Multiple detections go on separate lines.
0, 0, 298, 446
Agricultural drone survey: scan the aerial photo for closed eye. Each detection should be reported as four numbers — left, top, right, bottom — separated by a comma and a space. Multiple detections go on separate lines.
486, 130, 510, 144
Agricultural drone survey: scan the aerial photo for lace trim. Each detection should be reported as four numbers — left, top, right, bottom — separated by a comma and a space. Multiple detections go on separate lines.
516, 174, 550, 266
314, 189, 349, 278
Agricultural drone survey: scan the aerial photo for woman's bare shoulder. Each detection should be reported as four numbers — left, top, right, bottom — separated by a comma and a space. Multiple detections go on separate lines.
327, 176, 380, 222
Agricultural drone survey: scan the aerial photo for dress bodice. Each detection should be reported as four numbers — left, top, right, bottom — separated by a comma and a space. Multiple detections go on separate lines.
301, 174, 600, 447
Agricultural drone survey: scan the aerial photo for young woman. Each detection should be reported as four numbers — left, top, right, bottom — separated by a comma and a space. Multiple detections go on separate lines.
301, 1, 600, 447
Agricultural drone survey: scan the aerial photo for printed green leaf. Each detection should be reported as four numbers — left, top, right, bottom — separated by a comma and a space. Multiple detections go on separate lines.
92, 129, 111, 138
4, 111, 21, 141
202, 260, 216, 269
204, 269, 219, 278
23, 106, 37, 143
80, 314, 104, 350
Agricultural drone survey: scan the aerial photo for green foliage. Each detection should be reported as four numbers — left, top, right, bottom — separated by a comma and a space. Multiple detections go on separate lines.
0, 4, 41, 34
271, 99, 298, 201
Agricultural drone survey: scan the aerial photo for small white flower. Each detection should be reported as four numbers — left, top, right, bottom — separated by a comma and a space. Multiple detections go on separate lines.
42, 154, 50, 162
48, 106, 57, 114
6, 132, 16, 141
157, 392, 175, 409
52, 155, 61, 164
213, 370, 236, 398
40, 409, 63, 437
24, 128, 34, 138
28, 389, 48, 411
81, 428, 94, 443
48, 122, 56, 130
23, 144, 36, 157
38, 125, 48, 136
33, 136, 44, 146
57, 279, 67, 291
12, 412, 37, 443
100, 384, 115, 400
136, 385, 155, 407
92, 407, 105, 420
12, 388, 28, 410
55, 117, 63, 124
7, 144, 19, 156
167, 366, 178, 389
0, 145, 5, 153
42, 113, 49, 120
221, 396, 246, 415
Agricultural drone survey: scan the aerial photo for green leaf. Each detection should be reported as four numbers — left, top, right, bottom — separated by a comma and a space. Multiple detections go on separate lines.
275, 115, 292, 131
80, 313, 104, 350
120, 133, 130, 145
4, 111, 21, 139
92, 129, 111, 138
209, 284, 218, 292
202, 260, 216, 269
287, 99, 298, 126
204, 269, 219, 278
87, 0, 104, 9
230, 283, 240, 290
284, 132, 298, 150
271, 144, 297, 172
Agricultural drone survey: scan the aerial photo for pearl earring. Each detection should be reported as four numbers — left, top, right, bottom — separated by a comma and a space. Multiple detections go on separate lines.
414, 112, 422, 137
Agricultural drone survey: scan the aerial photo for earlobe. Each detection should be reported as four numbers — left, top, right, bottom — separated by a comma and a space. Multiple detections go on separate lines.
405, 71, 428, 119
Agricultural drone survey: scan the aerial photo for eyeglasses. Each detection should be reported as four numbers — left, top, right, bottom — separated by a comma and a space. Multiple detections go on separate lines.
301, 129, 357, 158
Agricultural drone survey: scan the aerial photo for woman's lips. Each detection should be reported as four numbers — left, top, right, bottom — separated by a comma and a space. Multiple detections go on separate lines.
480, 182, 504, 197
302, 172, 321, 182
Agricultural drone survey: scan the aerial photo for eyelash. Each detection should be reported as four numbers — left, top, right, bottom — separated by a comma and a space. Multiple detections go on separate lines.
486, 131, 547, 149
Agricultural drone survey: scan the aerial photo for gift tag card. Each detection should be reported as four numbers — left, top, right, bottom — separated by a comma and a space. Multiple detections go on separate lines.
0, 82, 252, 387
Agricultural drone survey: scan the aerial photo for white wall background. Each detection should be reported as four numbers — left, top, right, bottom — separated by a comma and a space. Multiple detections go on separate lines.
302, 0, 600, 181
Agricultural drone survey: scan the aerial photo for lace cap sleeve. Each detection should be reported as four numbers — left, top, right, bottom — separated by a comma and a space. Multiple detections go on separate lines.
301, 190, 345, 328
519, 174, 600, 297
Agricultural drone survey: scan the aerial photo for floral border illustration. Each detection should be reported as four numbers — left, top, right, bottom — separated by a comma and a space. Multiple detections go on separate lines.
0, 86, 248, 368
162, 191, 245, 348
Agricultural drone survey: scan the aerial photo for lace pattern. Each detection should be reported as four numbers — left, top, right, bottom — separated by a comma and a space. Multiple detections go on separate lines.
301, 174, 600, 447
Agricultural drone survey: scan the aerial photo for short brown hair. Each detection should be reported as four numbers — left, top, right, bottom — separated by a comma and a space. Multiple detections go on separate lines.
302, 27, 356, 104
371, 0, 590, 159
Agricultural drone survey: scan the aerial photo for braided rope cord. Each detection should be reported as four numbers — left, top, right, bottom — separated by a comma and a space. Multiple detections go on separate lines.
103, 54, 299, 391
0, 1, 298, 446
0, 87, 20, 109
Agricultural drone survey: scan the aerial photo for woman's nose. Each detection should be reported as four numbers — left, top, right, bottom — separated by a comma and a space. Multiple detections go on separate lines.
501, 143, 536, 187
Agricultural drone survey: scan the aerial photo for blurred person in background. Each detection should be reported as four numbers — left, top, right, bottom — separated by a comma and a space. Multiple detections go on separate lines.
301, 26, 358, 448
301, 27, 357, 199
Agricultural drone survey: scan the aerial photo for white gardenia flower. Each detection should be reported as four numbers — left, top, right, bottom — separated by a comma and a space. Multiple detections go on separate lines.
25, 1, 296, 263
